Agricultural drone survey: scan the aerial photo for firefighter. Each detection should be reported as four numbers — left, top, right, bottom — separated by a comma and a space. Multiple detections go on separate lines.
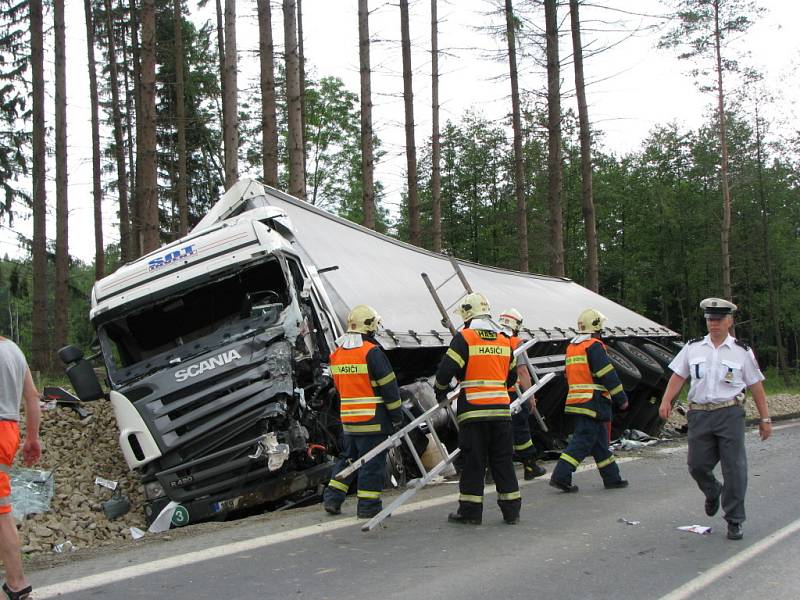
498, 308, 546, 480
323, 304, 403, 519
549, 308, 629, 493
435, 292, 521, 525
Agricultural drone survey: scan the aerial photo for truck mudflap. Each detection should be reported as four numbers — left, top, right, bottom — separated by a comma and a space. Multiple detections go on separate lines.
143, 462, 334, 526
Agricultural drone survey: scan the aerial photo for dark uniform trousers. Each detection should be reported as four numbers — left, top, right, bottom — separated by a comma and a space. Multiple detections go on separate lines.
458, 420, 521, 521
511, 409, 537, 461
552, 416, 622, 485
323, 433, 388, 513
687, 405, 747, 524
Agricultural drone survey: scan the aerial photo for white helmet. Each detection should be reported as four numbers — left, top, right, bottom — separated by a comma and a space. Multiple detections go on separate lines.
577, 308, 607, 334
455, 292, 491, 322
347, 304, 381, 334
498, 308, 523, 333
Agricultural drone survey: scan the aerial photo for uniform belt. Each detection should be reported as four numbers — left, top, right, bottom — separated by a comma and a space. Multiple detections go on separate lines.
688, 398, 742, 412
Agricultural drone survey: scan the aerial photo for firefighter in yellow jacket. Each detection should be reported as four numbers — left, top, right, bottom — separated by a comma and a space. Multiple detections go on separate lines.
434, 292, 521, 525
549, 308, 629, 493
323, 305, 403, 519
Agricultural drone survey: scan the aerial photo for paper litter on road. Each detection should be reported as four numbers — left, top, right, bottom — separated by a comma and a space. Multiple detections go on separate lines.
130, 527, 146, 540
677, 525, 713, 535
618, 517, 641, 526
94, 476, 118, 490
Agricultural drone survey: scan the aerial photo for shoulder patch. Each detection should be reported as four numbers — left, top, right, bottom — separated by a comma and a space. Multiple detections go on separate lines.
734, 338, 751, 351
687, 337, 703, 344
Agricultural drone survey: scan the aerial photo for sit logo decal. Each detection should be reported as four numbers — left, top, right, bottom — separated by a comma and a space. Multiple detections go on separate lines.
148, 245, 197, 271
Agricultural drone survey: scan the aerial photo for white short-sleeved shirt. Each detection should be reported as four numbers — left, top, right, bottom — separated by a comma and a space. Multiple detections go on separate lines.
668, 334, 764, 405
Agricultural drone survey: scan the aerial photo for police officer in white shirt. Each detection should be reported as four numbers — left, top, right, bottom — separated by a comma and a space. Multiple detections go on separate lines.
659, 298, 771, 541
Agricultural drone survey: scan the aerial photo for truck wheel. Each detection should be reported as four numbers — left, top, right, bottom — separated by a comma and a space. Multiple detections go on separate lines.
605, 346, 641, 391
640, 343, 676, 371
613, 341, 664, 383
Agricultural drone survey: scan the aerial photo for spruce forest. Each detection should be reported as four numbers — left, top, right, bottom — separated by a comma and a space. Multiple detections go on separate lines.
1, 0, 799, 379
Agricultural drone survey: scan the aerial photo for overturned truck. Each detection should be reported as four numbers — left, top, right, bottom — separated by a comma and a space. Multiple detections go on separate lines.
61, 179, 680, 526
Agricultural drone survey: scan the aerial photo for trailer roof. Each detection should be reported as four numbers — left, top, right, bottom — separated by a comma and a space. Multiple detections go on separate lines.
259, 185, 677, 348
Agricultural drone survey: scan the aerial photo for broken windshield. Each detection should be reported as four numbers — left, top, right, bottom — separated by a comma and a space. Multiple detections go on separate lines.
98, 258, 291, 385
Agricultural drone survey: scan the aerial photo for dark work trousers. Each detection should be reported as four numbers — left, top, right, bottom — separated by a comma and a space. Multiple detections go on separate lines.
323, 433, 388, 513
457, 420, 521, 520
552, 415, 623, 485
511, 409, 537, 461
687, 405, 747, 524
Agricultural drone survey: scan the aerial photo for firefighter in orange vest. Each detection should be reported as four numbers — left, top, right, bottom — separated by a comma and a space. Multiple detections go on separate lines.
434, 292, 521, 525
323, 305, 403, 519
499, 308, 547, 480
549, 308, 629, 493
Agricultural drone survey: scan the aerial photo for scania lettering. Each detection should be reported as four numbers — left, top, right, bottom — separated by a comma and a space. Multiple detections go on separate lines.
174, 349, 242, 382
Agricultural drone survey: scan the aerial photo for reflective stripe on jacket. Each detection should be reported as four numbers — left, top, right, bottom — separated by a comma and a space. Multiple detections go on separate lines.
458, 328, 513, 423
330, 341, 384, 433
564, 337, 611, 420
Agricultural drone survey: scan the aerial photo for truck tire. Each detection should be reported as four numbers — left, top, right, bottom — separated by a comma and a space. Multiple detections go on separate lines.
640, 342, 676, 371
613, 341, 664, 384
605, 346, 641, 391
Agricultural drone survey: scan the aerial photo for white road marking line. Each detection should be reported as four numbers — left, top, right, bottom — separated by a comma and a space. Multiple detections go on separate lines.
657, 515, 800, 600
34, 457, 639, 598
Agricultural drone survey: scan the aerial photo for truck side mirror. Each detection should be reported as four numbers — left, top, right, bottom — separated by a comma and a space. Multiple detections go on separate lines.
58, 345, 106, 402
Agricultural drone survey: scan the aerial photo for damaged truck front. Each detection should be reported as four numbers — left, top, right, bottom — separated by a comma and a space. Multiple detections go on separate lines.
61, 183, 346, 526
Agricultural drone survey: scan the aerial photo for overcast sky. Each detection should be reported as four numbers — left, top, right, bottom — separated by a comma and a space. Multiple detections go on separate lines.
5, 0, 799, 263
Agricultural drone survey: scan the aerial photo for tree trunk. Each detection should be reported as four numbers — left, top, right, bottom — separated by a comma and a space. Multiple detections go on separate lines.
257, 0, 279, 187
430, 0, 442, 252
713, 3, 733, 301
140, 0, 159, 252
358, 0, 375, 229
173, 0, 188, 236
31, 0, 49, 372
545, 0, 564, 277
400, 0, 420, 246
297, 0, 307, 191
54, 0, 69, 355
105, 0, 132, 260
128, 0, 143, 258
505, 0, 528, 271
569, 0, 598, 291
754, 107, 788, 378
215, 0, 226, 186
283, 0, 305, 199
85, 0, 104, 279
222, 0, 238, 188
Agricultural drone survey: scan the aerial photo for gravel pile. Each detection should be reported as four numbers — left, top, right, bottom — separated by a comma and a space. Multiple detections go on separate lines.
17, 401, 146, 556
14, 392, 800, 557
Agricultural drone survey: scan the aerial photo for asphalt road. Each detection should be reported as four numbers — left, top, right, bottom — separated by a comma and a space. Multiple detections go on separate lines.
30, 419, 800, 600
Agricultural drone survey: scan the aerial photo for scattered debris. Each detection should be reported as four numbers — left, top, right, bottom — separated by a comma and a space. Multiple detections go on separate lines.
677, 525, 713, 535
618, 517, 641, 526
611, 429, 662, 451
129, 527, 146, 540
101, 492, 131, 520
10, 468, 54, 520
148, 501, 179, 534
52, 540, 76, 553
94, 476, 118, 491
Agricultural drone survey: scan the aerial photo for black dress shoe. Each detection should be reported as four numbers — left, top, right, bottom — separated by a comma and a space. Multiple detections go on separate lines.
549, 478, 579, 493
448, 512, 482, 525
604, 479, 629, 490
726, 522, 743, 540
524, 461, 547, 480
705, 492, 720, 517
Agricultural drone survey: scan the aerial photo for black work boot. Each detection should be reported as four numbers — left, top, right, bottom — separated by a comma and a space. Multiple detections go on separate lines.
523, 459, 547, 480
448, 512, 482, 525
549, 478, 579, 493
323, 500, 342, 515
604, 479, 629, 490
